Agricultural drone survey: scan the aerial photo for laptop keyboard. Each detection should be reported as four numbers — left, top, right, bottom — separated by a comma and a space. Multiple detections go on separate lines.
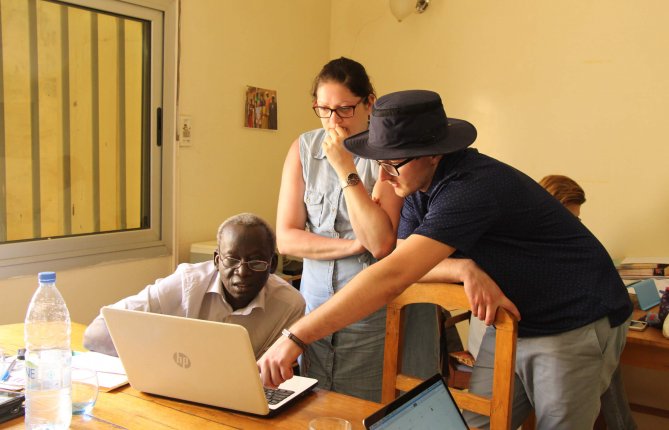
263, 387, 294, 405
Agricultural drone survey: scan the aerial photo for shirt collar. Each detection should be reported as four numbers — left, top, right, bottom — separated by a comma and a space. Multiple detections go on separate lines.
424, 149, 472, 196
207, 273, 267, 315
233, 286, 267, 316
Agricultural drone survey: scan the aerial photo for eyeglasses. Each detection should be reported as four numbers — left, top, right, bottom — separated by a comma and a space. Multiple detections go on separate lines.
376, 158, 415, 177
218, 255, 270, 272
312, 99, 365, 119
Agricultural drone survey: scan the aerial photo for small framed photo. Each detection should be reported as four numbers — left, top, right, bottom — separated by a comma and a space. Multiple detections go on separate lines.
245, 86, 277, 130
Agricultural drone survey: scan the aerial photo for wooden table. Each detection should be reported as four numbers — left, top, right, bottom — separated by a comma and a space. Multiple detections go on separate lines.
0, 323, 380, 429
621, 304, 669, 372
619, 301, 669, 419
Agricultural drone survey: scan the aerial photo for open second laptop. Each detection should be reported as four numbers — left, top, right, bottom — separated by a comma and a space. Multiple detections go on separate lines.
363, 373, 469, 429
101, 307, 318, 416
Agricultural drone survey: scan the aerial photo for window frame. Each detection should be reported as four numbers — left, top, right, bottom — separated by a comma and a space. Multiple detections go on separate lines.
0, 0, 177, 278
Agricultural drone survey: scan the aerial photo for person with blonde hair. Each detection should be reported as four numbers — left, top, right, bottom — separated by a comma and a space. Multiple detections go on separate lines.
538, 174, 586, 217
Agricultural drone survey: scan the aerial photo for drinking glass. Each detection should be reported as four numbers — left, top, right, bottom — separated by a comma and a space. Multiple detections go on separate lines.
71, 367, 98, 415
308, 417, 352, 430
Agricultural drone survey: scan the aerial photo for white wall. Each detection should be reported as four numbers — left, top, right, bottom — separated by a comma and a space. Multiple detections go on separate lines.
330, 0, 669, 261
175, 0, 332, 262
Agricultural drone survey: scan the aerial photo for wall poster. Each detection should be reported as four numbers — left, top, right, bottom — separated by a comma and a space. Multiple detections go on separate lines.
245, 86, 277, 130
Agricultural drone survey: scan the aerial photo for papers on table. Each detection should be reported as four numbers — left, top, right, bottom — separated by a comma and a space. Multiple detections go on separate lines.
72, 351, 128, 392
0, 356, 24, 391
0, 352, 128, 392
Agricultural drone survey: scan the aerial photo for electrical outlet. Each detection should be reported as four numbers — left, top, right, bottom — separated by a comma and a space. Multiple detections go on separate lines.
179, 115, 192, 146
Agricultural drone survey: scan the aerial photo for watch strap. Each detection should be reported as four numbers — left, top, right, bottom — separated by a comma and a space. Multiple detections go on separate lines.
282, 329, 308, 351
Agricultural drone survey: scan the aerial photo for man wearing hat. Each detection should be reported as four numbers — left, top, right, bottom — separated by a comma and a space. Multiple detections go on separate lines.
259, 90, 632, 429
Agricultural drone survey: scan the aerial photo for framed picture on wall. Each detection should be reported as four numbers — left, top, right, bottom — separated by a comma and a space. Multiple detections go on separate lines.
245, 86, 277, 130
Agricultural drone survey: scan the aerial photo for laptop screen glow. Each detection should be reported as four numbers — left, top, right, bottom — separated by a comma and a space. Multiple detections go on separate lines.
368, 377, 468, 430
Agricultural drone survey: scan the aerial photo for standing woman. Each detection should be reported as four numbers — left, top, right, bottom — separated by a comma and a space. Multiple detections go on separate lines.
276, 58, 436, 402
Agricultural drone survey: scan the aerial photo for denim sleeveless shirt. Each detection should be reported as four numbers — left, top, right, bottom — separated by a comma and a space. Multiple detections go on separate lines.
299, 128, 388, 401
300, 128, 380, 304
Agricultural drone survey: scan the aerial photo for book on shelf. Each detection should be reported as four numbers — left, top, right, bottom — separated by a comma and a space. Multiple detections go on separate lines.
617, 267, 668, 277
616, 257, 669, 278
616, 262, 668, 270
618, 257, 669, 266
620, 275, 669, 281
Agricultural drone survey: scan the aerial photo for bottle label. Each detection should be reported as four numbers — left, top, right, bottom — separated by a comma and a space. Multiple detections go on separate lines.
25, 350, 71, 390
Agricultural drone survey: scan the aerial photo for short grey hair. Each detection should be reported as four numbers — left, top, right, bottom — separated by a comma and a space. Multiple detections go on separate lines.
216, 213, 276, 252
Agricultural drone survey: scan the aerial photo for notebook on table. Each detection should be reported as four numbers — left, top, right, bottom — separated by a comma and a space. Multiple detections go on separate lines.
363, 373, 469, 429
631, 278, 661, 310
101, 307, 318, 416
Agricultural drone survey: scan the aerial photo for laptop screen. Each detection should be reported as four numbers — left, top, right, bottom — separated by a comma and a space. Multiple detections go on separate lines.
364, 374, 468, 430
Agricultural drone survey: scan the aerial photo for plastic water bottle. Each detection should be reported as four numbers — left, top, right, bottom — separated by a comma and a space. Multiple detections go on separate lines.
24, 271, 72, 429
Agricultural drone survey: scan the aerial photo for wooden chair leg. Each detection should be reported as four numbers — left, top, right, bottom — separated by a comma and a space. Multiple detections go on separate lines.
521, 410, 536, 430
593, 410, 606, 429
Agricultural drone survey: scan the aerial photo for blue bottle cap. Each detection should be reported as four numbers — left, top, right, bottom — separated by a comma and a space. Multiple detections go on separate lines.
38, 272, 56, 283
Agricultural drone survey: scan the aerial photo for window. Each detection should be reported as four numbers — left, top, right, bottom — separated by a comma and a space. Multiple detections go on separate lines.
0, 0, 176, 278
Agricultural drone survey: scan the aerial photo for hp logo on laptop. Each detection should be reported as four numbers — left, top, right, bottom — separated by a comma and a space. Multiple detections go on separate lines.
173, 352, 191, 368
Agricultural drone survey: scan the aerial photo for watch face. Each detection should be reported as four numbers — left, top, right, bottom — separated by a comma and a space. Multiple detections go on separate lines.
347, 173, 361, 186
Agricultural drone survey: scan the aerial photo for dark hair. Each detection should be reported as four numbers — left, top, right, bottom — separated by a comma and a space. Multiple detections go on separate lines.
310, 57, 375, 101
539, 175, 586, 207
217, 213, 276, 252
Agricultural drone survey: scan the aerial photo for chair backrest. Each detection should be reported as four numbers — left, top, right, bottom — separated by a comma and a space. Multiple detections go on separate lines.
382, 283, 518, 430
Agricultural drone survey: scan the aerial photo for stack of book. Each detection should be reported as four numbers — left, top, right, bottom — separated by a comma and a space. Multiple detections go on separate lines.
616, 257, 669, 280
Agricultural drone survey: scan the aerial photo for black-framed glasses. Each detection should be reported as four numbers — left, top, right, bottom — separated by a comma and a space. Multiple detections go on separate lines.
312, 98, 365, 119
376, 158, 416, 177
218, 255, 270, 272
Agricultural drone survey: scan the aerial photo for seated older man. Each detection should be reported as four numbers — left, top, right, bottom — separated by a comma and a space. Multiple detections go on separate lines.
84, 213, 305, 359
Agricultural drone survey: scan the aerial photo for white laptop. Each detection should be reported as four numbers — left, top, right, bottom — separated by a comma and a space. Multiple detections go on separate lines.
101, 307, 318, 416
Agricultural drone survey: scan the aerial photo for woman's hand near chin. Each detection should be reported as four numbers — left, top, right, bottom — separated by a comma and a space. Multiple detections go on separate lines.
322, 125, 356, 178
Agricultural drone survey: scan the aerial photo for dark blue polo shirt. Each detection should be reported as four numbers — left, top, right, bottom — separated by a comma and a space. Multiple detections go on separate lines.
398, 149, 632, 337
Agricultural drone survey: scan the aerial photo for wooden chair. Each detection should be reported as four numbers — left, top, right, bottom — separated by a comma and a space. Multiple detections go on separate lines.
442, 309, 475, 389
382, 282, 518, 430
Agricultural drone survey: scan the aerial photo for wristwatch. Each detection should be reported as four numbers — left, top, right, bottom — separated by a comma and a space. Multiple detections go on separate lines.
341, 173, 361, 189
282, 329, 308, 351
